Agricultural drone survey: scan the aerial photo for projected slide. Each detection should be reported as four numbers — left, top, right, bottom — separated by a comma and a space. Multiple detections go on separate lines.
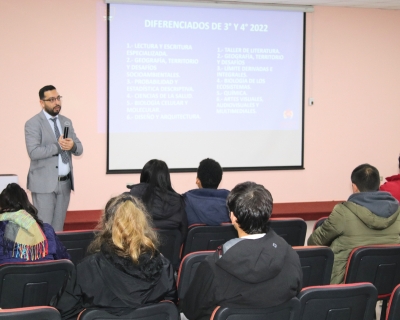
108, 3, 304, 172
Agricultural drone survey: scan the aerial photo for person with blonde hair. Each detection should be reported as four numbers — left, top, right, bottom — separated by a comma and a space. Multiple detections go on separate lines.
57, 194, 177, 319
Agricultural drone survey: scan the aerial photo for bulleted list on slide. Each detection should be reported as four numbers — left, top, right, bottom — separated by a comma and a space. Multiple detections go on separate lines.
109, 4, 303, 133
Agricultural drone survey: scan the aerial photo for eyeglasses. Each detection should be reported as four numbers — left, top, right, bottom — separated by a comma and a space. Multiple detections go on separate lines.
42, 96, 62, 103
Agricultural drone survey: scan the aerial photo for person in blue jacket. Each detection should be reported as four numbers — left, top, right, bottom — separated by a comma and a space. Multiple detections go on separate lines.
0, 183, 69, 263
183, 158, 230, 226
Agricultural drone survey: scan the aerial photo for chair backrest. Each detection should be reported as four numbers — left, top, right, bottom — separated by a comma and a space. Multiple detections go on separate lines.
77, 301, 179, 320
344, 245, 400, 299
313, 217, 328, 231
269, 218, 307, 246
298, 283, 378, 320
386, 284, 400, 320
56, 230, 97, 265
0, 306, 61, 320
181, 225, 237, 258
210, 297, 300, 320
294, 246, 334, 287
0, 259, 74, 308
177, 251, 213, 300
156, 229, 182, 270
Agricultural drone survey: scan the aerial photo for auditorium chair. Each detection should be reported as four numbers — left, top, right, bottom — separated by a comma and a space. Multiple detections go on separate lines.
298, 283, 377, 320
0, 306, 61, 320
177, 251, 213, 302
293, 246, 334, 287
210, 297, 300, 320
56, 229, 97, 265
344, 245, 400, 320
181, 224, 237, 258
313, 217, 328, 231
0, 259, 74, 308
386, 284, 400, 320
77, 301, 179, 320
269, 218, 307, 246
155, 228, 182, 270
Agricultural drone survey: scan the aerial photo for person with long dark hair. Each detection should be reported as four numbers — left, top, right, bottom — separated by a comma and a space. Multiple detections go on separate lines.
128, 159, 187, 241
56, 194, 176, 319
0, 183, 69, 263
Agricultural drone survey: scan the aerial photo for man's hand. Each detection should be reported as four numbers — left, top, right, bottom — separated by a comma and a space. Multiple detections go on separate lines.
58, 137, 74, 151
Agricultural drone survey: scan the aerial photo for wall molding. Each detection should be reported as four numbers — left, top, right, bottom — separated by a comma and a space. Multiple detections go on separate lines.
63, 200, 342, 231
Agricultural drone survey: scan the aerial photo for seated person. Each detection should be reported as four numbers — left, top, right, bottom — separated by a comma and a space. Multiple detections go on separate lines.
0, 183, 69, 263
181, 182, 302, 320
183, 158, 230, 226
128, 159, 187, 241
57, 194, 177, 319
380, 156, 400, 202
308, 164, 400, 284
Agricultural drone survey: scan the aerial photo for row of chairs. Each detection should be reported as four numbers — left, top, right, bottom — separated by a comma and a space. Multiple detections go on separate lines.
3, 282, 400, 319
1, 245, 399, 315
0, 301, 179, 319
210, 281, 400, 319
0, 247, 332, 310
55, 218, 308, 267
177, 246, 334, 299
177, 245, 400, 320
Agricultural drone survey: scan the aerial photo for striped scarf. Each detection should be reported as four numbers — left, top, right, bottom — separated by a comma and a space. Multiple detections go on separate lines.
0, 210, 48, 261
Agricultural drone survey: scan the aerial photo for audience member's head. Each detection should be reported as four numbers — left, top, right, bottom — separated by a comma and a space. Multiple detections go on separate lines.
227, 181, 273, 235
89, 194, 158, 263
0, 183, 42, 225
351, 164, 380, 192
140, 159, 174, 192
196, 158, 223, 189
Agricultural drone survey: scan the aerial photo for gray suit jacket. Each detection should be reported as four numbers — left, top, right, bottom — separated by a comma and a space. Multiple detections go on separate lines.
25, 111, 83, 193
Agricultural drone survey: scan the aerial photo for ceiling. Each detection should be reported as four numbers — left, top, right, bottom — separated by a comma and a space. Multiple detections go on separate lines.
198, 0, 400, 10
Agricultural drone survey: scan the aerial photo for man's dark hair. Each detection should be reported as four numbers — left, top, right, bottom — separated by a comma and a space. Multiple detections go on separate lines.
197, 158, 223, 189
398, 156, 400, 169
39, 85, 56, 100
351, 164, 380, 192
227, 181, 273, 234
0, 183, 43, 226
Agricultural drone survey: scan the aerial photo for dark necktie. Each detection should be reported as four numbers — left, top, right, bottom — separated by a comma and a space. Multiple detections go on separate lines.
50, 118, 69, 164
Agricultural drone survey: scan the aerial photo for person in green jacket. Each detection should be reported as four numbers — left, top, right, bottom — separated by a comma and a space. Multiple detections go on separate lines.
308, 163, 400, 284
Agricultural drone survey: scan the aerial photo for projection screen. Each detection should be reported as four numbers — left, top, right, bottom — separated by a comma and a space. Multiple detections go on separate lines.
107, 2, 305, 173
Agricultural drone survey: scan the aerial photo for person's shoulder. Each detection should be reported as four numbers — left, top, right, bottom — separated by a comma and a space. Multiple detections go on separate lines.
266, 229, 291, 247
166, 188, 183, 200
25, 111, 43, 125
185, 188, 229, 198
77, 251, 100, 269
58, 114, 72, 123
41, 223, 57, 238
183, 188, 198, 196
384, 174, 400, 183
216, 188, 230, 197
42, 222, 54, 231
332, 201, 352, 214
129, 183, 147, 193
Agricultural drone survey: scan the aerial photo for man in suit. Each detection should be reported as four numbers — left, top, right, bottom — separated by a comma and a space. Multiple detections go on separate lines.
25, 85, 83, 231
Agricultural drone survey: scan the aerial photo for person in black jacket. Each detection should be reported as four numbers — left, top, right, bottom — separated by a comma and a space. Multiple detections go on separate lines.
56, 194, 177, 319
129, 159, 187, 241
181, 182, 302, 320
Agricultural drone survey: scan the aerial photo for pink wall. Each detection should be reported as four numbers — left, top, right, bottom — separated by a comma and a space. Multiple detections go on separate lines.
1, 1, 400, 210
